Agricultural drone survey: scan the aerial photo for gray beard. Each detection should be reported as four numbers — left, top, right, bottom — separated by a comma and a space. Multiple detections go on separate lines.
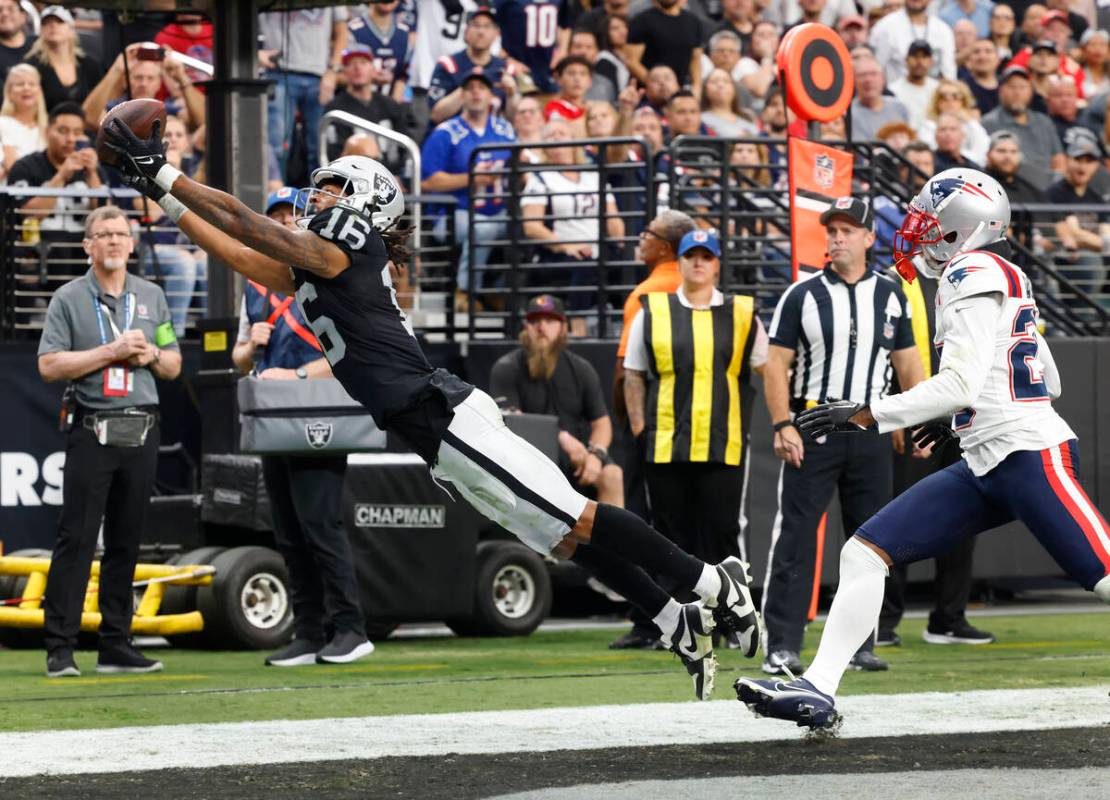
101, 257, 128, 271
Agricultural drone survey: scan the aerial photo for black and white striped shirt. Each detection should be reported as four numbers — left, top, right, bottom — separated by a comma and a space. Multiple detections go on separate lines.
768, 268, 915, 406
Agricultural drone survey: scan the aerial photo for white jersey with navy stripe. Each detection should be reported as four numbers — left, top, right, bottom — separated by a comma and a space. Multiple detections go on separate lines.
410, 0, 476, 89
872, 249, 1075, 476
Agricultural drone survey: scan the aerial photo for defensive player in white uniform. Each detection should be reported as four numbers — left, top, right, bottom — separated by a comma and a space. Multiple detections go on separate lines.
736, 168, 1110, 729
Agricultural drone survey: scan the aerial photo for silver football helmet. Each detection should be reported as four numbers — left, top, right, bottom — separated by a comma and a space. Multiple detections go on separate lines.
297, 155, 406, 231
893, 168, 1010, 281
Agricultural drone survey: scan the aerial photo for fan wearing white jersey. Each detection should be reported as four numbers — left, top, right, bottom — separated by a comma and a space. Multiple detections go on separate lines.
736, 168, 1110, 731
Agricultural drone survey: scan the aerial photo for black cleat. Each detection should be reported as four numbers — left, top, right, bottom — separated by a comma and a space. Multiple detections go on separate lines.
761, 649, 805, 676
96, 643, 163, 674
608, 629, 666, 650
266, 638, 325, 667
848, 650, 889, 671
709, 557, 761, 658
923, 620, 995, 645
661, 602, 717, 701
735, 676, 840, 730
316, 630, 375, 664
46, 650, 80, 678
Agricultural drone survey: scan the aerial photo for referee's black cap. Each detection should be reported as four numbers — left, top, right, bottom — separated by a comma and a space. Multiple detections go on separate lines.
820, 196, 874, 230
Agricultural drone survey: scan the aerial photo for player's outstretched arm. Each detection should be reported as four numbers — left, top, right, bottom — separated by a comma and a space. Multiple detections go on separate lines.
171, 204, 296, 294
104, 118, 349, 279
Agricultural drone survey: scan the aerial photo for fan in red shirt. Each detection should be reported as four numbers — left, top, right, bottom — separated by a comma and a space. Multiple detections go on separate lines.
543, 56, 592, 137
1006, 10, 1086, 99
155, 14, 213, 90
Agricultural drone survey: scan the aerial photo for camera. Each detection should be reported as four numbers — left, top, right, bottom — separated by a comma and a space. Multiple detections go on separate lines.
135, 44, 165, 62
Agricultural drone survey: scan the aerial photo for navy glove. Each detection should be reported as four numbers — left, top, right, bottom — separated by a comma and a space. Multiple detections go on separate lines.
910, 420, 956, 450
795, 399, 869, 439
102, 117, 168, 183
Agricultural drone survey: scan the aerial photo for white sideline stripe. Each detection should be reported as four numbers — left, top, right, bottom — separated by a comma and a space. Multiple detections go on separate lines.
1, 687, 1108, 778
1050, 445, 1110, 557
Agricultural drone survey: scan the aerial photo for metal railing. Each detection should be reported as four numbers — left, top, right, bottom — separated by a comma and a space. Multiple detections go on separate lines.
0, 186, 209, 340
3, 140, 1108, 341
318, 110, 422, 246
461, 136, 656, 340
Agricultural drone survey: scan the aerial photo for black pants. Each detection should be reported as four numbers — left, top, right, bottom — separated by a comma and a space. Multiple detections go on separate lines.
880, 439, 976, 633
261, 455, 364, 641
645, 461, 745, 584
44, 423, 159, 654
763, 433, 892, 654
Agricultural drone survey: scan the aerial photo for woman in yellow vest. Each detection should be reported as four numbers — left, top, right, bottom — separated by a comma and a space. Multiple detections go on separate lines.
623, 230, 769, 600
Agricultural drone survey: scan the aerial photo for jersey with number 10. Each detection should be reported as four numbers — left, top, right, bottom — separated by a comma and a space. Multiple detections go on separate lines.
933, 250, 1074, 474
494, 0, 569, 94
291, 205, 472, 431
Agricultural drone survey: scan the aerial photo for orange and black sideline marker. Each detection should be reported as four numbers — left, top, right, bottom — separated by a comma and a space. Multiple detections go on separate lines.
776, 22, 854, 124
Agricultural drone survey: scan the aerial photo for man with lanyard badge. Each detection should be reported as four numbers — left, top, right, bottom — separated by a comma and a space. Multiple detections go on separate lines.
37, 206, 182, 678
231, 188, 375, 666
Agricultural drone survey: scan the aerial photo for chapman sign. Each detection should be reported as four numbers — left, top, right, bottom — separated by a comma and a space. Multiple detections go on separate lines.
354, 503, 446, 529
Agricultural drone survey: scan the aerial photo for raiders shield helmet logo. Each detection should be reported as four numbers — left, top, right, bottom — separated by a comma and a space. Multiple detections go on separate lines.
374, 171, 398, 205
305, 421, 333, 449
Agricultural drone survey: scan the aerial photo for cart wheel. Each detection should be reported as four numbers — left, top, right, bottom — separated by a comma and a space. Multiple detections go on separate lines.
448, 541, 551, 637
160, 547, 228, 617
194, 547, 294, 650
0, 549, 52, 649
363, 619, 399, 640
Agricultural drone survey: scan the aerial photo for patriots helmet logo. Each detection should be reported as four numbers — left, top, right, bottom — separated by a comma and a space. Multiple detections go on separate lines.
946, 264, 986, 286
930, 177, 992, 210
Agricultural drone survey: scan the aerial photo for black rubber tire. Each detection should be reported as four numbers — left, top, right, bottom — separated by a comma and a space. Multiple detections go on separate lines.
0, 549, 52, 649
363, 618, 399, 640
160, 546, 227, 618
194, 546, 294, 650
451, 541, 552, 637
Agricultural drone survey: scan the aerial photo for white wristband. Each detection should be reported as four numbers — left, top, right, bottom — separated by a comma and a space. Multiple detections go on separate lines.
158, 193, 188, 223
154, 163, 183, 193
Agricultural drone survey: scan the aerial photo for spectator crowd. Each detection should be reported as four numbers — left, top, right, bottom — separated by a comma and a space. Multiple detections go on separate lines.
1, 0, 1109, 324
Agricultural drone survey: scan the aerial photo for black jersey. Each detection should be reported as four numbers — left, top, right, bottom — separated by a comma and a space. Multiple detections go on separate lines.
292, 205, 473, 461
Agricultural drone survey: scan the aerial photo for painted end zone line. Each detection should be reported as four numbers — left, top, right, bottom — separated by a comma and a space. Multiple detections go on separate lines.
1, 687, 1107, 778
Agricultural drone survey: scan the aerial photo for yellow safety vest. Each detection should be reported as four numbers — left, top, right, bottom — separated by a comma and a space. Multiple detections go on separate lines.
641, 292, 757, 465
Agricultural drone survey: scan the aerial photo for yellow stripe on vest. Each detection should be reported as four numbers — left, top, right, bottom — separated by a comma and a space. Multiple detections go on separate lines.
900, 276, 932, 378
690, 309, 715, 461
725, 295, 754, 466
648, 293, 675, 462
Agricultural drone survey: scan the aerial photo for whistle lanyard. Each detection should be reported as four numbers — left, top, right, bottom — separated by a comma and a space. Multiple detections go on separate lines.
91, 290, 134, 346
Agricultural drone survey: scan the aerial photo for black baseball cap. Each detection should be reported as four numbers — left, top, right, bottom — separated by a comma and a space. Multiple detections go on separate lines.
820, 196, 874, 230
999, 64, 1031, 84
467, 5, 498, 23
461, 66, 495, 88
906, 39, 932, 57
525, 294, 566, 321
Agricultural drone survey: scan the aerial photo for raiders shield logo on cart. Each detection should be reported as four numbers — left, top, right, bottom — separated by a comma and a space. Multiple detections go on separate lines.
305, 421, 333, 449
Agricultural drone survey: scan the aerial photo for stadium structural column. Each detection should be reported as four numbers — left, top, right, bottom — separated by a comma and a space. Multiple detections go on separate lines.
206, 0, 269, 319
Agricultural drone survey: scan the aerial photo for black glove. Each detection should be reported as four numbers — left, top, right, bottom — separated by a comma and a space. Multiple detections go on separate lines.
795, 399, 869, 439
910, 420, 956, 450
121, 172, 166, 202
102, 117, 168, 182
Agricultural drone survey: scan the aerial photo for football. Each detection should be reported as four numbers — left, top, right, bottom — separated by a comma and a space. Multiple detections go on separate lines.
95, 98, 167, 168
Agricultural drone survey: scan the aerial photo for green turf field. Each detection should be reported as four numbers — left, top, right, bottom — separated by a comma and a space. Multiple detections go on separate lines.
0, 613, 1106, 733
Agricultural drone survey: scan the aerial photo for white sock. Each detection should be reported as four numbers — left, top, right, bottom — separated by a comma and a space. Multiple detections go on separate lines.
803, 537, 889, 698
652, 598, 682, 644
693, 564, 722, 603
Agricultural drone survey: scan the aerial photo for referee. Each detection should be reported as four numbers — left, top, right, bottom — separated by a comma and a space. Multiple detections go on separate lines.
761, 197, 923, 676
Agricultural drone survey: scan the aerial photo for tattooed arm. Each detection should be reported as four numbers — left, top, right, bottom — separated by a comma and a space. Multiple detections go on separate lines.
175, 211, 296, 294
623, 369, 647, 437
166, 172, 351, 279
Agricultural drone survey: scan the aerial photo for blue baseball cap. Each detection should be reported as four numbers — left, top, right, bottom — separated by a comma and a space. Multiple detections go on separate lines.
677, 229, 721, 258
265, 187, 305, 214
